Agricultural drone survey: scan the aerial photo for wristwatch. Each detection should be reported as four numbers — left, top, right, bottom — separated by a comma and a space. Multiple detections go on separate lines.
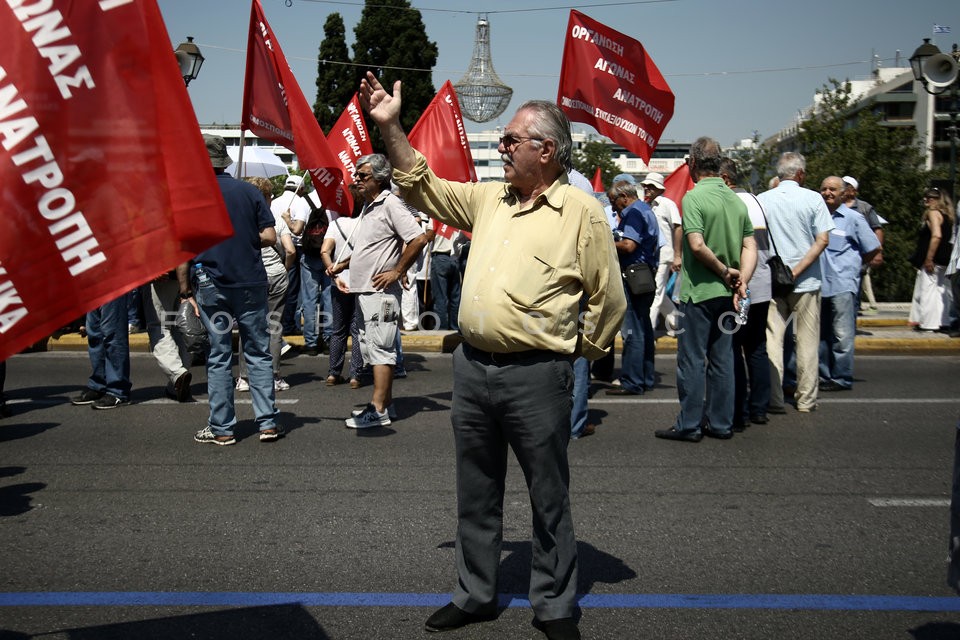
178, 290, 194, 300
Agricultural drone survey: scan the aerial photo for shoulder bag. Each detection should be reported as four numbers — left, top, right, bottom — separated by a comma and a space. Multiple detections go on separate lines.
623, 262, 656, 296
752, 194, 795, 298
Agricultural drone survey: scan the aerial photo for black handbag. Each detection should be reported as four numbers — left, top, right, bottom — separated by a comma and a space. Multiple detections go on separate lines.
753, 194, 795, 298
623, 262, 656, 295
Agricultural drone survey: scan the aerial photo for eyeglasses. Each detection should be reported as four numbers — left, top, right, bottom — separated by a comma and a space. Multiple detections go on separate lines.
499, 134, 543, 150
354, 172, 373, 181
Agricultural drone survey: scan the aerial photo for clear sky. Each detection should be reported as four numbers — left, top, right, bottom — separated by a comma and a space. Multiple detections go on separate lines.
158, 0, 959, 148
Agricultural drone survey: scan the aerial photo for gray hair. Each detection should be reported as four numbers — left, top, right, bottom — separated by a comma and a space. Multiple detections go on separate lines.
518, 100, 573, 171
357, 153, 393, 189
688, 136, 722, 176
718, 157, 740, 185
776, 152, 806, 180
609, 181, 638, 200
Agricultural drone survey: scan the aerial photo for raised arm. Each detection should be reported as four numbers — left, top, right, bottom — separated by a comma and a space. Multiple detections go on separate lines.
359, 72, 416, 173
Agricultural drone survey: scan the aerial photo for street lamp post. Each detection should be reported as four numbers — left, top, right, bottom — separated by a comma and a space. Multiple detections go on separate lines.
174, 36, 204, 87
910, 39, 960, 200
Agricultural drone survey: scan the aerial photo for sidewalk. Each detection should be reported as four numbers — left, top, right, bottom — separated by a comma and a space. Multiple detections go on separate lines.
37, 303, 960, 355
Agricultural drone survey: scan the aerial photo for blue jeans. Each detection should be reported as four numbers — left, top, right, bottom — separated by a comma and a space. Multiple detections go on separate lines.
430, 253, 461, 330
570, 356, 590, 438
733, 300, 771, 423
819, 291, 857, 389
619, 284, 655, 393
674, 296, 736, 433
195, 272, 277, 436
300, 253, 331, 348
85, 296, 131, 400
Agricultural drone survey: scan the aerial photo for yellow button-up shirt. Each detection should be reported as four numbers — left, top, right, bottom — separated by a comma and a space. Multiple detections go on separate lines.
393, 152, 625, 359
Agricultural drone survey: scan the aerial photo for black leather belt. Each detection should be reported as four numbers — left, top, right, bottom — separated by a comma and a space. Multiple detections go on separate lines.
464, 343, 566, 366
431, 251, 453, 257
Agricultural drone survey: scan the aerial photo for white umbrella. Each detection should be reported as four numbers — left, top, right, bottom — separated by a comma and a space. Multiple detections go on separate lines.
225, 145, 288, 178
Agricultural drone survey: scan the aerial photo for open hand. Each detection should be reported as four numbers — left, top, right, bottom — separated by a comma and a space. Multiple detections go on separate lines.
359, 71, 402, 127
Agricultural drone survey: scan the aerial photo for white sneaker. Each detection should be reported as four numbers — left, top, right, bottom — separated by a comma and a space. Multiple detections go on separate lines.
352, 403, 397, 420
274, 376, 290, 392
235, 377, 249, 392
345, 404, 391, 429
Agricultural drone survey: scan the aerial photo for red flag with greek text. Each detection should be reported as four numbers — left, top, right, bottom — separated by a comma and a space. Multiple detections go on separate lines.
324, 94, 373, 216
0, 0, 232, 362
557, 10, 674, 163
408, 81, 476, 238
241, 0, 343, 209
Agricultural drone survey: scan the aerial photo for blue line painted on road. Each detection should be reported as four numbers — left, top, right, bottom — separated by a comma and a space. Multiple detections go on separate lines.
1, 592, 959, 612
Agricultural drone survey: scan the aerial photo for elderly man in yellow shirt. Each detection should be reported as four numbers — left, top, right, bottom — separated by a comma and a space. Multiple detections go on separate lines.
361, 73, 625, 640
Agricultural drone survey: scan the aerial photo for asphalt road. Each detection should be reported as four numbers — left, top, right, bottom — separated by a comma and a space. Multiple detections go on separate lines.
1, 350, 960, 640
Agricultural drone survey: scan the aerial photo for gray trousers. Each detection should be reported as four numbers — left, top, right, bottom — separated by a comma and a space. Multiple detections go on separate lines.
450, 344, 577, 620
240, 269, 288, 378
142, 279, 189, 387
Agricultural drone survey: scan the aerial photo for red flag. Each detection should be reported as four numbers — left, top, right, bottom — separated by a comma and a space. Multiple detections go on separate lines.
408, 81, 476, 238
591, 167, 604, 193
324, 94, 373, 216
0, 0, 232, 362
241, 0, 343, 209
557, 10, 674, 163
662, 163, 695, 217
409, 81, 477, 184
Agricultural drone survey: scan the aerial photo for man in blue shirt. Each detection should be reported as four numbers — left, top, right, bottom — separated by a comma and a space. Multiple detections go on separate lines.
606, 180, 661, 396
757, 152, 833, 413
191, 135, 281, 446
817, 176, 880, 391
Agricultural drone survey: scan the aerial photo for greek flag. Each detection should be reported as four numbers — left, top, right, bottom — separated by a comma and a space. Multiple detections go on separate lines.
933, 24, 951, 34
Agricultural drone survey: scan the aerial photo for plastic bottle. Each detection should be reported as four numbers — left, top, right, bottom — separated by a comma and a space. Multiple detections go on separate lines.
736, 288, 751, 325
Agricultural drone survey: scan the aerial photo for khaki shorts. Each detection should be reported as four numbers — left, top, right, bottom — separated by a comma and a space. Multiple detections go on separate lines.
357, 291, 399, 366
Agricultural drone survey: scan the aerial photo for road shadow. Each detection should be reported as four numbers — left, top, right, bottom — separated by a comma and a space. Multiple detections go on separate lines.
35, 604, 329, 639
0, 422, 60, 444
910, 621, 960, 640
0, 466, 46, 517
393, 394, 450, 419
438, 539, 636, 596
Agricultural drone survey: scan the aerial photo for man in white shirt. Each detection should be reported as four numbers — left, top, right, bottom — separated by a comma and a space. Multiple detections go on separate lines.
273, 175, 312, 338
641, 172, 682, 333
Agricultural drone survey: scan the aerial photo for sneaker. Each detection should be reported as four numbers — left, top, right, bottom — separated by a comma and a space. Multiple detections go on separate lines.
235, 377, 249, 392
92, 394, 129, 410
194, 426, 235, 446
393, 367, 407, 379
259, 427, 284, 442
274, 376, 290, 392
352, 403, 398, 420
280, 341, 293, 356
71, 388, 104, 405
345, 404, 391, 429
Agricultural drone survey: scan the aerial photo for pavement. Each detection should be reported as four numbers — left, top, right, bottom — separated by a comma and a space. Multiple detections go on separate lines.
35, 302, 960, 355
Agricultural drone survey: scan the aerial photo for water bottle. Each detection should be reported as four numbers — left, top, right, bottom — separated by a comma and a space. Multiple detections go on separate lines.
736, 288, 751, 325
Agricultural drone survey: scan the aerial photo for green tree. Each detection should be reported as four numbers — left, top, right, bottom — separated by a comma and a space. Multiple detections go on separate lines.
728, 132, 779, 193
572, 138, 620, 190
352, 0, 438, 151
313, 13, 357, 133
795, 79, 931, 301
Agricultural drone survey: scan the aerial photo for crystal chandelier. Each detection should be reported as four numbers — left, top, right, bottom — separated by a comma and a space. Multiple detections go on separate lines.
453, 15, 513, 123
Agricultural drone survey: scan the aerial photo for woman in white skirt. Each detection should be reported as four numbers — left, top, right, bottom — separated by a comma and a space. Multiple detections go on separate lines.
909, 187, 955, 331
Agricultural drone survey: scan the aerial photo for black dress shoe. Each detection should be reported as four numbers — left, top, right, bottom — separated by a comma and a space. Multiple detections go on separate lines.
425, 602, 496, 632
704, 427, 733, 440
750, 414, 769, 425
538, 617, 581, 640
605, 387, 641, 396
654, 427, 702, 442
174, 371, 193, 403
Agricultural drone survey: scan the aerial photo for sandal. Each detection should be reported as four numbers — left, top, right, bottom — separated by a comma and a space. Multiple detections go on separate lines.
326, 375, 345, 386
349, 378, 362, 389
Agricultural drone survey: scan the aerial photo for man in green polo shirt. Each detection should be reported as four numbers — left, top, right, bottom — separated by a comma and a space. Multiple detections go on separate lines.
655, 136, 756, 442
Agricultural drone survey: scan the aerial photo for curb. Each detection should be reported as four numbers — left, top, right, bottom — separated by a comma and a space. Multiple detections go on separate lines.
36, 328, 960, 355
